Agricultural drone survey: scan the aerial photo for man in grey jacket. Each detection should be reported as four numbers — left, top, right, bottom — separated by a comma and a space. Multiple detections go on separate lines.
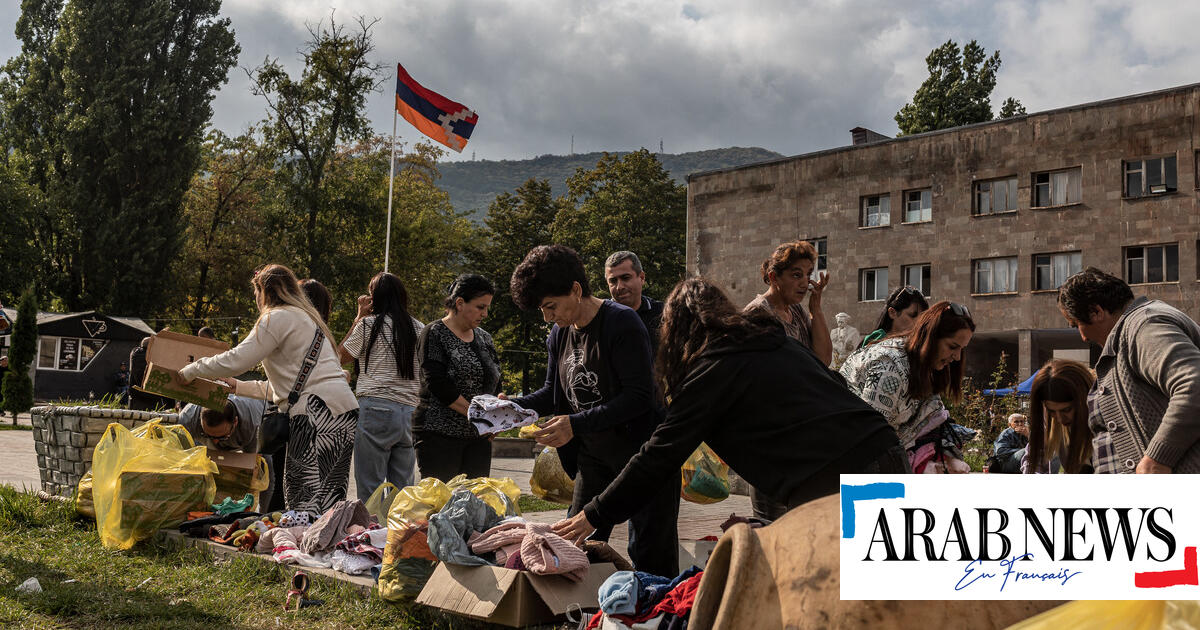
1058, 267, 1200, 474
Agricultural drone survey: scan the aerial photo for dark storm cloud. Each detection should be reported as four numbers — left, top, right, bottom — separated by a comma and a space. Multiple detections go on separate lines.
3, 1, 1199, 161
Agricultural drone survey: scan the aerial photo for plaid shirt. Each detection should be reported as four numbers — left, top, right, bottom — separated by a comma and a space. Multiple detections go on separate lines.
1088, 381, 1120, 474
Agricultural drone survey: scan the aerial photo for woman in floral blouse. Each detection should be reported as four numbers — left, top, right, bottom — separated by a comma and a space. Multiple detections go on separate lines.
839, 302, 976, 470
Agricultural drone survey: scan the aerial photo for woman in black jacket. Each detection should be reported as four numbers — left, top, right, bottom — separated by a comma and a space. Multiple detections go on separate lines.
554, 276, 907, 542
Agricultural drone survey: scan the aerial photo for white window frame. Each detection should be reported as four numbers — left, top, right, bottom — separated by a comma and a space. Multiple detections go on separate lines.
861, 194, 890, 228
1032, 167, 1082, 207
805, 237, 828, 281
1125, 243, 1179, 284
974, 257, 1018, 294
973, 177, 1018, 215
902, 263, 932, 297
903, 189, 932, 223
860, 267, 889, 302
1033, 252, 1082, 291
1124, 155, 1177, 197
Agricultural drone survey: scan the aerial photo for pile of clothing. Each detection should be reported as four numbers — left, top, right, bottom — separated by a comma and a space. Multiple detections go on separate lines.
176, 499, 386, 576
586, 567, 704, 630
427, 489, 590, 580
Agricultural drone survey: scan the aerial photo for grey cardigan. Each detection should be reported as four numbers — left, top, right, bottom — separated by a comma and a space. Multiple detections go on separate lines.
1093, 297, 1200, 472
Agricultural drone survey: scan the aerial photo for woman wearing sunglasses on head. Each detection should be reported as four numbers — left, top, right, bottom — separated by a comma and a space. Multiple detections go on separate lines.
861, 285, 930, 348
840, 301, 976, 472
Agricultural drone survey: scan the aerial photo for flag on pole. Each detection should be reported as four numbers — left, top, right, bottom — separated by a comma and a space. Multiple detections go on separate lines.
394, 63, 478, 153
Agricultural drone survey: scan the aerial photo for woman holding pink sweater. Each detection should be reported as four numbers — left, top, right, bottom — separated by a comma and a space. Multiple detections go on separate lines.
179, 264, 357, 516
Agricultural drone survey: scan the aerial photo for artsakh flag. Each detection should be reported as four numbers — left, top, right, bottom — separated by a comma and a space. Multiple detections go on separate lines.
394, 63, 478, 153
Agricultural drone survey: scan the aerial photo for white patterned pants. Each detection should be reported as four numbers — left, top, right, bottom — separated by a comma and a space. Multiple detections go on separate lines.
285, 394, 358, 516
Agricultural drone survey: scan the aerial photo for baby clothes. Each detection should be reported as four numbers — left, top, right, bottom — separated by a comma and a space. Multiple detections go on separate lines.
300, 500, 372, 555
468, 395, 539, 434
278, 510, 313, 528
468, 518, 529, 564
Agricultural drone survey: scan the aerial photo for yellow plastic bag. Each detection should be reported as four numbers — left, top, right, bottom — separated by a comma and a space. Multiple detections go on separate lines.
681, 442, 730, 504
386, 477, 453, 531
518, 423, 540, 439
364, 482, 399, 522
75, 471, 95, 519
91, 423, 217, 550
530, 446, 575, 505
447, 474, 522, 517
378, 478, 454, 601
1005, 600, 1200, 630
130, 418, 195, 450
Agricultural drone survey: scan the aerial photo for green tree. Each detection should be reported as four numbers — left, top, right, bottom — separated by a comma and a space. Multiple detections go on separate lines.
248, 14, 384, 280
894, 40, 1022, 136
2, 287, 38, 424
163, 129, 278, 338
473, 179, 565, 392
1, 0, 239, 314
552, 149, 687, 301
0, 158, 40, 302
998, 96, 1027, 118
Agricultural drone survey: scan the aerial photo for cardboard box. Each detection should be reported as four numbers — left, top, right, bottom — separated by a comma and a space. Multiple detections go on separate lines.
416, 562, 616, 628
210, 451, 267, 506
116, 468, 213, 530
135, 331, 231, 411
679, 539, 718, 572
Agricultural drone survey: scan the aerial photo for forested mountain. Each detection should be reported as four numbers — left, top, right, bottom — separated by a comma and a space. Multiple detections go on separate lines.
437, 146, 784, 218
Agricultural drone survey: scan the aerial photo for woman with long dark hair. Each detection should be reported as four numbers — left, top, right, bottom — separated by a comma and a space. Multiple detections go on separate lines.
412, 273, 500, 481
337, 272, 423, 497
179, 264, 358, 516
860, 285, 930, 347
1024, 359, 1094, 474
840, 301, 976, 472
552, 276, 904, 542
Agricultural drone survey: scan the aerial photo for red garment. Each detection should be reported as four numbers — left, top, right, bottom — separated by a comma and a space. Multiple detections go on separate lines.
611, 573, 704, 625
586, 611, 604, 630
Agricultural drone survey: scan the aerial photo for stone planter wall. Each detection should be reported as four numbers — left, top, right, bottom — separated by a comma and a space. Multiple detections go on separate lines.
30, 406, 179, 497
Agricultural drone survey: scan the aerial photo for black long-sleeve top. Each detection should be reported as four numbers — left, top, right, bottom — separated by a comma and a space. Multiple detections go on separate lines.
413, 320, 501, 439
582, 328, 900, 529
513, 300, 656, 475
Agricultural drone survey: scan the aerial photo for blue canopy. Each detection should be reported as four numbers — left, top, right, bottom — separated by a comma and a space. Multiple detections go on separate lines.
982, 373, 1037, 396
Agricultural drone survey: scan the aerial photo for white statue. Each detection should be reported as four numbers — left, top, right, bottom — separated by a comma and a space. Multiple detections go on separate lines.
829, 312, 861, 370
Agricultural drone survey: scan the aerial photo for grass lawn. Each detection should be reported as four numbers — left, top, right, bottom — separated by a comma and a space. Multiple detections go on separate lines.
0, 485, 507, 629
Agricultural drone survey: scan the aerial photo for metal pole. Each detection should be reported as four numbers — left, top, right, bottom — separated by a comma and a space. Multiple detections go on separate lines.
384, 106, 398, 273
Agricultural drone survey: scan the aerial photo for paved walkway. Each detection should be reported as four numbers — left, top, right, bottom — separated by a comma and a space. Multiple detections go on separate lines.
0, 411, 38, 492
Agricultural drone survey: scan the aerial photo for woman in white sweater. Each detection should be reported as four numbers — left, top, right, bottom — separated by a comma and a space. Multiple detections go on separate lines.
179, 264, 358, 516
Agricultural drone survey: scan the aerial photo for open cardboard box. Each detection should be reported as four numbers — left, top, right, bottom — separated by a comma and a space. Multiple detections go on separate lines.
135, 331, 231, 411
209, 451, 267, 506
416, 561, 617, 627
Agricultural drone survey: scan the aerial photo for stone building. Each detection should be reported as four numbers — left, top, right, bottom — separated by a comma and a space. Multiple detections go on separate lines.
686, 83, 1200, 381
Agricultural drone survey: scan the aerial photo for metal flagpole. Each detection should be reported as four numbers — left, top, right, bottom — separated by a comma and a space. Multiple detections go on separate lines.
383, 105, 398, 273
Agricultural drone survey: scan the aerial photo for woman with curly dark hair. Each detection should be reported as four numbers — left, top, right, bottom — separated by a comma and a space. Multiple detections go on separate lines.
552, 276, 904, 543
1024, 359, 1094, 474
509, 244, 678, 577
744, 240, 832, 364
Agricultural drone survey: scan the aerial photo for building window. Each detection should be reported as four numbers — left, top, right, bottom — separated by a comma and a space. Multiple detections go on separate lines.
1125, 244, 1179, 284
860, 194, 890, 227
804, 237, 827, 280
860, 267, 889, 301
1033, 251, 1082, 291
37, 337, 58, 369
973, 177, 1018, 215
974, 257, 1018, 294
1032, 167, 1081, 207
902, 264, 931, 297
1124, 156, 1177, 197
904, 189, 931, 223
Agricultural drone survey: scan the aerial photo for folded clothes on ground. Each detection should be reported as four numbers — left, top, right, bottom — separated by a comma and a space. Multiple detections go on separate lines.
179, 511, 260, 537
331, 549, 378, 575
300, 500, 371, 555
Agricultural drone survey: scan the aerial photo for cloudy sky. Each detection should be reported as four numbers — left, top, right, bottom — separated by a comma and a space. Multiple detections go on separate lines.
1, 0, 1198, 161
